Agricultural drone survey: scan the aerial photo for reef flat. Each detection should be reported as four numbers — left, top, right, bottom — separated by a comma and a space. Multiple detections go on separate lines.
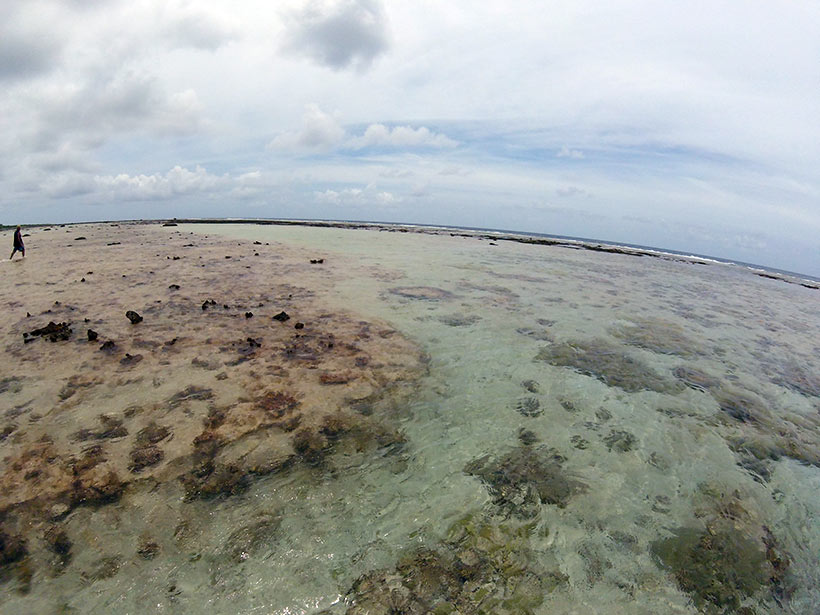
1, 220, 818, 614
0, 222, 426, 600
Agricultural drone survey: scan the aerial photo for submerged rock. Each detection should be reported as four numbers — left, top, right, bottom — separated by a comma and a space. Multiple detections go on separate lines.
465, 445, 586, 514
515, 397, 542, 417
0, 529, 27, 566
611, 317, 704, 357
125, 310, 142, 324
535, 339, 678, 394
337, 512, 564, 615
388, 286, 454, 301
224, 513, 281, 563
673, 365, 721, 392
602, 429, 637, 452
651, 525, 769, 612
129, 445, 164, 472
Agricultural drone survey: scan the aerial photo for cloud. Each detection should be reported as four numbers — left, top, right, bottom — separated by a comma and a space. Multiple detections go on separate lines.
555, 185, 588, 198
43, 165, 229, 201
268, 104, 345, 151
314, 183, 399, 207
557, 146, 584, 159
283, 0, 390, 70
269, 108, 457, 153
347, 124, 458, 149
0, 5, 65, 82
161, 5, 238, 51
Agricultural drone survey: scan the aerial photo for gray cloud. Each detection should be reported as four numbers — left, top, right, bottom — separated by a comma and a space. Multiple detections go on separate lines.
0, 5, 64, 82
283, 0, 389, 70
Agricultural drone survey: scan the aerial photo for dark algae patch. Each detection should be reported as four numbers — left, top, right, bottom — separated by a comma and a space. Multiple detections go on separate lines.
651, 526, 769, 613
610, 316, 705, 358
535, 339, 679, 393
465, 444, 586, 515
330, 513, 564, 615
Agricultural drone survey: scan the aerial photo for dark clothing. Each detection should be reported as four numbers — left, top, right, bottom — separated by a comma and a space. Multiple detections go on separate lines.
10, 228, 25, 258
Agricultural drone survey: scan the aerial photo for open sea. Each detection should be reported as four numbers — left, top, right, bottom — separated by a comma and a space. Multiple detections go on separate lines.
1, 221, 818, 614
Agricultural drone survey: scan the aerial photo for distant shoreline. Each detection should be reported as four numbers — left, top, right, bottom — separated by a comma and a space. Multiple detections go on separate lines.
12, 217, 819, 289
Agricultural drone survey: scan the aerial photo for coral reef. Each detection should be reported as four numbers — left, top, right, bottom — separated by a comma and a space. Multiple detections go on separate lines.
465, 445, 586, 515
535, 340, 679, 394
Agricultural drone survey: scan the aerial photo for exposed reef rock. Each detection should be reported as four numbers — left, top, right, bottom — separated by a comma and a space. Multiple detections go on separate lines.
24, 322, 71, 343
0, 224, 427, 592
535, 340, 679, 394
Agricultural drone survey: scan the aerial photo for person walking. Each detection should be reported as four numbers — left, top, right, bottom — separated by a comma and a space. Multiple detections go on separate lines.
10, 225, 25, 259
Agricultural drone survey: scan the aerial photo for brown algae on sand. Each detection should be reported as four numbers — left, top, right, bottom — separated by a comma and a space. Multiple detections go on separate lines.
0, 222, 426, 588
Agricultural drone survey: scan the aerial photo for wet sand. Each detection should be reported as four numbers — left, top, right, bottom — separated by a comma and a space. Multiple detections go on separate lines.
0, 222, 426, 594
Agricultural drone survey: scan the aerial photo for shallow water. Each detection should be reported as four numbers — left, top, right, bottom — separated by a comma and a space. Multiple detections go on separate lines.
1, 222, 819, 614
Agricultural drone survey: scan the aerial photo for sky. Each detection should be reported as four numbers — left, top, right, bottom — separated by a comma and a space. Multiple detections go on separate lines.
2, 1, 819, 276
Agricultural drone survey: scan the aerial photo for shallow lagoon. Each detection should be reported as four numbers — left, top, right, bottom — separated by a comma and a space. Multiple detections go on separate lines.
1, 222, 818, 614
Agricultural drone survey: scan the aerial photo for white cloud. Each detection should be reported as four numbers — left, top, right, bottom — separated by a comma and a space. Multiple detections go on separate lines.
347, 124, 457, 149
268, 104, 345, 151
44, 165, 230, 201
557, 146, 584, 159
555, 185, 588, 198
314, 183, 399, 207
282, 0, 390, 71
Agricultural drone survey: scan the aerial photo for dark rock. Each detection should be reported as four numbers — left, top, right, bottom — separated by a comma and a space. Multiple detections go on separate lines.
309, 258, 324, 264
87, 329, 98, 341
245, 311, 253, 318
292, 428, 329, 465
518, 428, 539, 445
168, 385, 213, 407
136, 421, 171, 446
389, 286, 454, 301
168, 284, 180, 290
673, 365, 721, 392
26, 321, 71, 342
536, 339, 678, 394
44, 526, 72, 569
224, 513, 281, 563
272, 311, 290, 322
162, 222, 178, 226
100, 340, 117, 353
137, 540, 160, 559
201, 299, 217, 310
465, 445, 586, 514
516, 397, 542, 417
74, 236, 87, 241
294, 322, 304, 330
651, 525, 769, 612
70, 471, 124, 508
0, 529, 27, 566
603, 430, 637, 452
120, 353, 143, 366
125, 310, 142, 324
129, 445, 164, 472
